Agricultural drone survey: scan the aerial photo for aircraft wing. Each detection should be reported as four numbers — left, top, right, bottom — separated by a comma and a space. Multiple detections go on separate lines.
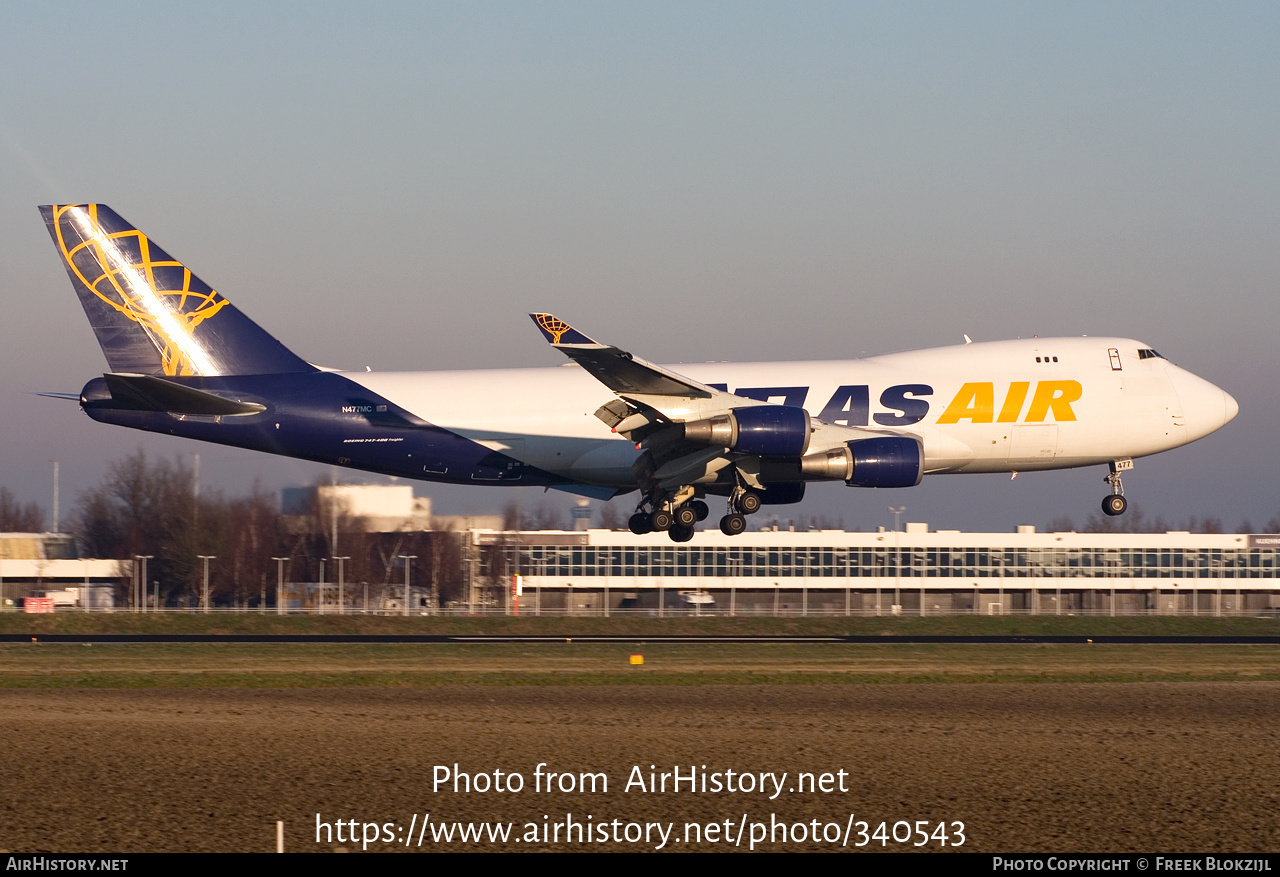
529, 313, 918, 494
530, 313, 771, 489
529, 311, 776, 441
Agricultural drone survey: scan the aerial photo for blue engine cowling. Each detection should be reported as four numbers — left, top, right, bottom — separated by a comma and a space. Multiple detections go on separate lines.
732, 405, 811, 456
846, 436, 923, 488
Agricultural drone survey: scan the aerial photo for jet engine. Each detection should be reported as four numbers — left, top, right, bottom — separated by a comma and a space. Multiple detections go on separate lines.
798, 436, 924, 488
681, 406, 811, 457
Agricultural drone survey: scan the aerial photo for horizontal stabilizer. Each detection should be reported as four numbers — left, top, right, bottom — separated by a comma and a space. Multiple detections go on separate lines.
98, 374, 266, 416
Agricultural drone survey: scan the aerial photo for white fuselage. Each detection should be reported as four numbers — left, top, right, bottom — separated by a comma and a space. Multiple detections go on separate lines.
342, 337, 1237, 489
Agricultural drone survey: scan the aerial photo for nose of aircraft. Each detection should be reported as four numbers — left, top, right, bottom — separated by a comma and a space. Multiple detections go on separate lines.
1169, 366, 1238, 442
1224, 389, 1240, 424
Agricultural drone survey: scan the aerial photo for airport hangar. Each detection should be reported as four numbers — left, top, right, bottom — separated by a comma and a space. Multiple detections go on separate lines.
466, 524, 1280, 616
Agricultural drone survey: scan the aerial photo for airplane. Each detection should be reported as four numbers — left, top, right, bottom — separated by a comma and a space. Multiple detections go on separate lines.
39, 204, 1238, 542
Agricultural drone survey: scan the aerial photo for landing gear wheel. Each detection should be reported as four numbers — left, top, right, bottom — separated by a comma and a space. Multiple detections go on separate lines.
1102, 494, 1128, 516
690, 500, 709, 522
650, 508, 673, 531
719, 513, 747, 536
739, 491, 762, 515
675, 505, 698, 528
668, 524, 695, 543
628, 513, 653, 535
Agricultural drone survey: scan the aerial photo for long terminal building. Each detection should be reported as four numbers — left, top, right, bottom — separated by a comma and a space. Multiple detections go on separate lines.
471, 524, 1280, 615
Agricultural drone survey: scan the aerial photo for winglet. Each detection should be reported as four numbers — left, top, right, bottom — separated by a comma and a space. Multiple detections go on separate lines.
527, 313, 716, 399
529, 313, 598, 347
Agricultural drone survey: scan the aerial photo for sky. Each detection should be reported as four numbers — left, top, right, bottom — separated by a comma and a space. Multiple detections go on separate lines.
1, 1, 1277, 534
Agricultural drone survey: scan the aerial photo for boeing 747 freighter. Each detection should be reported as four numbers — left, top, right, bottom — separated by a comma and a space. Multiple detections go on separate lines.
40, 204, 1237, 541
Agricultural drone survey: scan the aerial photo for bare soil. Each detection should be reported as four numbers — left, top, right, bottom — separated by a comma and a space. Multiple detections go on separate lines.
1, 682, 1276, 853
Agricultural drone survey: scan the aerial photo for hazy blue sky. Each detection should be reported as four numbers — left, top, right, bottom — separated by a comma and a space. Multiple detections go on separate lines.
2, 2, 1277, 532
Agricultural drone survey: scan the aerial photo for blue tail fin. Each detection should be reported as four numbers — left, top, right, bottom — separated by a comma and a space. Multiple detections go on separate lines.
40, 204, 315, 376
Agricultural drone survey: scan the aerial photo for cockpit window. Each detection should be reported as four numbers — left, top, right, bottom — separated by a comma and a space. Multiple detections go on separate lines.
1137, 349, 1163, 360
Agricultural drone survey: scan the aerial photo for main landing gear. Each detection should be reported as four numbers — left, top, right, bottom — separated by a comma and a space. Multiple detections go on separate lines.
718, 487, 762, 536
1101, 459, 1132, 516
629, 496, 710, 542
628, 488, 765, 541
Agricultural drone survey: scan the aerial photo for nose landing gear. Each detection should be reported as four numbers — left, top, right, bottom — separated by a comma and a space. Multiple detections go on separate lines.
1101, 459, 1132, 516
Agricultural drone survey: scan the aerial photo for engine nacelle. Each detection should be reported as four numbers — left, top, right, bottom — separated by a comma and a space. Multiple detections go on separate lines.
798, 436, 924, 488
846, 436, 923, 487
682, 406, 811, 457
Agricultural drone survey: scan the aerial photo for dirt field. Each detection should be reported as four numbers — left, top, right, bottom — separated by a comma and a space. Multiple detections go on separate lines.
1, 682, 1277, 853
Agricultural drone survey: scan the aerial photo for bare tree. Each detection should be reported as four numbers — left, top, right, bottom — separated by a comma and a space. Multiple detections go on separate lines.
501, 500, 523, 531
797, 513, 846, 531
226, 488, 284, 608
428, 526, 466, 605
1187, 516, 1224, 534
71, 450, 297, 608
596, 500, 625, 531
73, 450, 198, 606
527, 500, 564, 531
0, 488, 44, 532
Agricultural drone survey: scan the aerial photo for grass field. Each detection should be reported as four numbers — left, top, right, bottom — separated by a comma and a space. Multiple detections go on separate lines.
2, 611, 1278, 637
2, 640, 1278, 687
4, 613, 1276, 689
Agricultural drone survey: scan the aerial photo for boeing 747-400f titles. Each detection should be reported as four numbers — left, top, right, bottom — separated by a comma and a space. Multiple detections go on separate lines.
40, 204, 1238, 541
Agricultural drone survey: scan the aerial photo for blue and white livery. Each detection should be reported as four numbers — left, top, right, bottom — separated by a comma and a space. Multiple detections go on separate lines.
40, 204, 1238, 540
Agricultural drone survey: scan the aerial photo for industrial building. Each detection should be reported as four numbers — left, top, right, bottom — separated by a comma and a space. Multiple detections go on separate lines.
281, 484, 502, 533
0, 533, 121, 609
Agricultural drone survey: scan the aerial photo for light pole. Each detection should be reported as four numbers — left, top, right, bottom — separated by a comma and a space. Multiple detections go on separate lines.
197, 555, 216, 612
333, 556, 350, 615
889, 506, 905, 532
318, 558, 326, 614
51, 460, 59, 534
138, 556, 153, 612
888, 507, 904, 612
399, 555, 416, 617
272, 557, 289, 615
